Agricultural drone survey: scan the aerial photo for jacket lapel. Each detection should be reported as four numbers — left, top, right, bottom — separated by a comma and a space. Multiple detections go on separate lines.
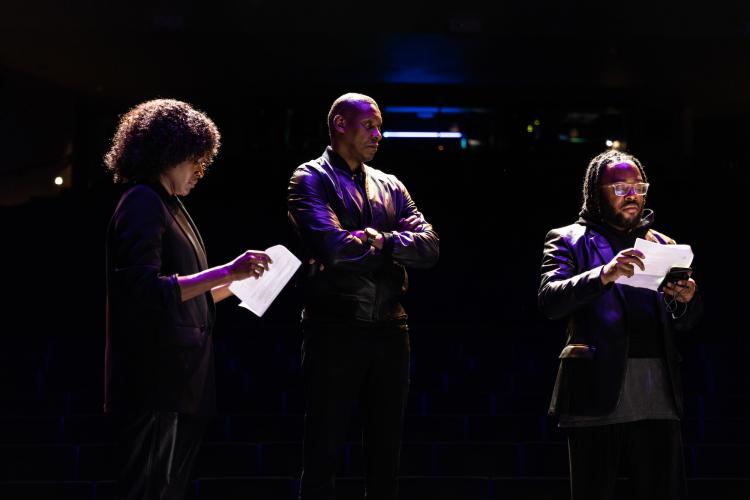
173, 197, 216, 325
171, 197, 208, 270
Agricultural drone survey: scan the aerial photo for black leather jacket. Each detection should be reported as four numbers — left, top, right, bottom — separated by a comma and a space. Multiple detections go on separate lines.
288, 147, 439, 323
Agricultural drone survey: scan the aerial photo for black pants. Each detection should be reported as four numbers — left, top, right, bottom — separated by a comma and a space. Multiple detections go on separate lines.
113, 411, 208, 500
299, 323, 410, 500
567, 420, 688, 500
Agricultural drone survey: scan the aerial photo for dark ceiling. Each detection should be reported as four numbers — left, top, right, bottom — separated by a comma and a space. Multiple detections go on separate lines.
2, 1, 749, 104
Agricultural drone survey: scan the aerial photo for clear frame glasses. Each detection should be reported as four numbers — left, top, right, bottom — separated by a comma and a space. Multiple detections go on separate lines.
605, 182, 649, 196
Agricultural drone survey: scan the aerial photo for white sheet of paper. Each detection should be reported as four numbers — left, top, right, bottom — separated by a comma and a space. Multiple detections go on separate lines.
615, 237, 693, 291
228, 244, 301, 317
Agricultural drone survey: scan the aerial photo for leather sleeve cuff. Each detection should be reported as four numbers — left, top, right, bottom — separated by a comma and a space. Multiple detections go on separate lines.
381, 231, 395, 256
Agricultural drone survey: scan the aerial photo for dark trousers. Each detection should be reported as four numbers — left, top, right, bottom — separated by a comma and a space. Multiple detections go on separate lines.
299, 323, 410, 500
113, 411, 208, 500
567, 420, 688, 500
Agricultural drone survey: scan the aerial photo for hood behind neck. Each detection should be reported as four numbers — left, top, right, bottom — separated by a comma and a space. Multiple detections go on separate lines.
578, 209, 654, 239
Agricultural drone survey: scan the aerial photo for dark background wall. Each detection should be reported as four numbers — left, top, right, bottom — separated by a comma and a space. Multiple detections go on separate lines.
1, 1, 749, 496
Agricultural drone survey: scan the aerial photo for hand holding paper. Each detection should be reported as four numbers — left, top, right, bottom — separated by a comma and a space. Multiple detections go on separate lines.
601, 248, 647, 285
228, 245, 301, 317
614, 238, 693, 291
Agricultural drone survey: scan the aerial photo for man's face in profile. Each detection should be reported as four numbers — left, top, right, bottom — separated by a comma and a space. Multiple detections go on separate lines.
339, 102, 383, 164
600, 160, 646, 231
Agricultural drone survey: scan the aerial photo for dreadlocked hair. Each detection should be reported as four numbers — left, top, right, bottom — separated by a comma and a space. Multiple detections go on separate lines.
580, 149, 648, 221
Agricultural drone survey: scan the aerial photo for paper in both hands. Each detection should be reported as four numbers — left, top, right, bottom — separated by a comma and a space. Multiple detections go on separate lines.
228, 244, 301, 317
615, 237, 693, 291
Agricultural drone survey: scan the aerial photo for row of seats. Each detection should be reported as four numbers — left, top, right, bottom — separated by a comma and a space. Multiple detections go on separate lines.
2, 414, 748, 445
2, 441, 748, 480
5, 387, 750, 418
10, 334, 749, 396
1, 477, 748, 500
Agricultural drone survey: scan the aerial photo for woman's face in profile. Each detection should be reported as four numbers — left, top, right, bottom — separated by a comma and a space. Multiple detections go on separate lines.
160, 160, 205, 196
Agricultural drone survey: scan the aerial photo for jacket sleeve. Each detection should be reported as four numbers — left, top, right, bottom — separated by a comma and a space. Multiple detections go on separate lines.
538, 228, 612, 320
671, 290, 704, 331
385, 180, 440, 269
287, 166, 385, 273
666, 238, 704, 332
109, 186, 181, 311
650, 229, 705, 332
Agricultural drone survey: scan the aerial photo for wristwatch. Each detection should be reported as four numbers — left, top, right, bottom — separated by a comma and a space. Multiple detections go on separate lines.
365, 227, 379, 245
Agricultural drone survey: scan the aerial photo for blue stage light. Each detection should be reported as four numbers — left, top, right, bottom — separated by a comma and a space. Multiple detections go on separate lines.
382, 131, 464, 139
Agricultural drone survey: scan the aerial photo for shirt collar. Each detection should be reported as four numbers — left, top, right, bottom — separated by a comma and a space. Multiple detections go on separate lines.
324, 146, 363, 176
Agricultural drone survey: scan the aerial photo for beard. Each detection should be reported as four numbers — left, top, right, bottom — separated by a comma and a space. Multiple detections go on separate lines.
602, 201, 643, 231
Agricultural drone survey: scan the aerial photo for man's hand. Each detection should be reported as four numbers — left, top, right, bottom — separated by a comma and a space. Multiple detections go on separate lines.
663, 276, 697, 303
351, 230, 366, 245
226, 250, 272, 280
601, 248, 646, 285
398, 215, 425, 232
351, 228, 384, 250
309, 258, 325, 272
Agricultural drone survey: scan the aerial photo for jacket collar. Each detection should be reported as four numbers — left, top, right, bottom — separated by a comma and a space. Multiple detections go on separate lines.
578, 211, 657, 308
145, 182, 208, 270
324, 146, 365, 176
578, 209, 654, 261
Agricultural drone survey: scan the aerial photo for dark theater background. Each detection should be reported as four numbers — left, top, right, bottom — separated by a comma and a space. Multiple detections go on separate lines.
1, 1, 749, 499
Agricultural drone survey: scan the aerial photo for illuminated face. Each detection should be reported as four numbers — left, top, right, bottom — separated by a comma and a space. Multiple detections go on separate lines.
337, 101, 383, 164
161, 159, 205, 196
600, 160, 646, 230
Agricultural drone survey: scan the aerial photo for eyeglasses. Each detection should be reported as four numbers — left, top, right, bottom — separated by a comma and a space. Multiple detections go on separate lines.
605, 182, 649, 196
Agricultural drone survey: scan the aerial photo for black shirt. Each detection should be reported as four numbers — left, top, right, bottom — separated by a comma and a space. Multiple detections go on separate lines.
597, 219, 665, 358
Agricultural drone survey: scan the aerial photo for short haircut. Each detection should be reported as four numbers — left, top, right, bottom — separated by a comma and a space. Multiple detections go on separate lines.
104, 99, 220, 183
580, 149, 648, 221
327, 93, 378, 141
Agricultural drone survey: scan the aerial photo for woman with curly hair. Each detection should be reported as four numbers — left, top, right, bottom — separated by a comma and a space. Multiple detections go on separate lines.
104, 99, 271, 500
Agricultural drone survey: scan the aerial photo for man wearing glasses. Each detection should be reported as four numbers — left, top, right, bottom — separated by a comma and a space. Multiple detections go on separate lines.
538, 150, 703, 499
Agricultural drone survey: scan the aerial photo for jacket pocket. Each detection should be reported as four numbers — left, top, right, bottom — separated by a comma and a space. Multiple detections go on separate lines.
559, 343, 597, 360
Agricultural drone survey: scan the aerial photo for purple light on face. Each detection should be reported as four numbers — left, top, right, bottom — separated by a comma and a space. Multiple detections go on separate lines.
382, 131, 463, 139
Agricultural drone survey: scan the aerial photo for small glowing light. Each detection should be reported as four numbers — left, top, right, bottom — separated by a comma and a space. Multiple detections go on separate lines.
382, 131, 463, 139
526, 125, 534, 133
460, 138, 468, 149
533, 119, 541, 126
437, 145, 445, 151
54, 176, 63, 186
606, 139, 614, 147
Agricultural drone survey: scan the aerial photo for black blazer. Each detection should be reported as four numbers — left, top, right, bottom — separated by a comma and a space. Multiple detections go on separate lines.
538, 222, 703, 417
105, 183, 216, 415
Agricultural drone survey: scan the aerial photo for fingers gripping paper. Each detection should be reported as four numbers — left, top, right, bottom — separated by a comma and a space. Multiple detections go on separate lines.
228, 245, 301, 317
615, 237, 693, 291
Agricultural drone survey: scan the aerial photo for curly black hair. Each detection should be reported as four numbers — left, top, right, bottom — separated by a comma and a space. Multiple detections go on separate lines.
580, 149, 648, 221
104, 99, 220, 183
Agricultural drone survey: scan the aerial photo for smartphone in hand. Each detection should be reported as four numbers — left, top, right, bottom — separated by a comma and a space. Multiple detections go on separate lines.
659, 266, 691, 291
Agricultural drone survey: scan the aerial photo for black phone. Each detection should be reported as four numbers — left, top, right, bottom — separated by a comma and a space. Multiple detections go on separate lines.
660, 266, 691, 290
